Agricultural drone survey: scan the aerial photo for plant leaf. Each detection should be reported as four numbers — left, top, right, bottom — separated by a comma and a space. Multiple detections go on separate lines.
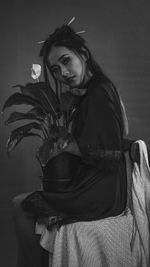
49, 125, 67, 141
27, 108, 50, 136
34, 81, 61, 118
7, 132, 42, 156
60, 92, 81, 125
2, 93, 47, 114
15, 83, 51, 110
10, 122, 43, 138
42, 82, 61, 118
36, 139, 54, 166
5, 111, 44, 125
14, 82, 61, 119
27, 107, 45, 118
6, 122, 43, 155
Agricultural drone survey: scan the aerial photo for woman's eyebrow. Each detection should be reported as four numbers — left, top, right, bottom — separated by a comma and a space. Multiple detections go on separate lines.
59, 54, 68, 61
50, 54, 68, 68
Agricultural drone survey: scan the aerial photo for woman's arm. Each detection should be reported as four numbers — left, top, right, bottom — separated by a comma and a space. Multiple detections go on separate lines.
72, 83, 123, 166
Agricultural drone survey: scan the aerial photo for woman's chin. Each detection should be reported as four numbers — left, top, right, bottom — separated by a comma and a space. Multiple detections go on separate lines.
69, 81, 82, 89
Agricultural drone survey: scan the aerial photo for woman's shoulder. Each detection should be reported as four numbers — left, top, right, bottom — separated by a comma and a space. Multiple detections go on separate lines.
87, 75, 117, 102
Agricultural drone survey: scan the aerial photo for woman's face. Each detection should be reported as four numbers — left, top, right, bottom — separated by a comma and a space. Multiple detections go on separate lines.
48, 46, 88, 88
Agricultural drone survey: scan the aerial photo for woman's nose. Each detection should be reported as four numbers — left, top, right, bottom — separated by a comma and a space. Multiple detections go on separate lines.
61, 66, 69, 77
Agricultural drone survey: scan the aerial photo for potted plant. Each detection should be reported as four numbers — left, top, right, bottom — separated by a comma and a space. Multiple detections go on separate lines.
2, 64, 82, 192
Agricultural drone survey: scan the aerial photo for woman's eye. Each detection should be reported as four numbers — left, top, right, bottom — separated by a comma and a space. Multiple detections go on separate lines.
52, 68, 59, 75
62, 57, 70, 65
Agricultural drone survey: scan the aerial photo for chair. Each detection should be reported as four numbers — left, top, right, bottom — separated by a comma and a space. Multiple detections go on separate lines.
36, 140, 150, 267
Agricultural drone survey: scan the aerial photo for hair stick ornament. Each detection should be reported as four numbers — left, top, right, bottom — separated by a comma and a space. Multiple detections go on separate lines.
67, 17, 76, 25
37, 17, 86, 44
76, 30, 86, 34
67, 17, 86, 34
38, 40, 45, 44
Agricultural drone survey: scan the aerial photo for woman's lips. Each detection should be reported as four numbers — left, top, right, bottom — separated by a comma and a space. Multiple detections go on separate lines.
65, 76, 76, 84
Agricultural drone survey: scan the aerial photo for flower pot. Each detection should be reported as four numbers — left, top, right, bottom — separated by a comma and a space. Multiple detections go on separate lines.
41, 152, 81, 192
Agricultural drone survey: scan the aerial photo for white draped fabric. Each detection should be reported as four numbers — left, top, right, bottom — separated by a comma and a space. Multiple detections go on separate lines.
36, 140, 150, 267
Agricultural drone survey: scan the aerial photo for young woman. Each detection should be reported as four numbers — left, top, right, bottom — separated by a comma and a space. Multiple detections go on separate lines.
13, 24, 129, 267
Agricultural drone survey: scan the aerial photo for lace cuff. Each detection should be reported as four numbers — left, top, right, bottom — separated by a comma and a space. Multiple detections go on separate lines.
87, 147, 122, 161
79, 144, 122, 167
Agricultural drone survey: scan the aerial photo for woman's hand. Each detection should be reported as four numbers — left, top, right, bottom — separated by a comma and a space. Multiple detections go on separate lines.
57, 135, 81, 156
48, 136, 71, 161
49, 137, 81, 161
48, 142, 64, 161
57, 137, 69, 150
64, 139, 81, 156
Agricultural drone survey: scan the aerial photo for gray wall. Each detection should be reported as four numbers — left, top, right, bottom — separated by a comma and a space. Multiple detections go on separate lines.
0, 0, 150, 266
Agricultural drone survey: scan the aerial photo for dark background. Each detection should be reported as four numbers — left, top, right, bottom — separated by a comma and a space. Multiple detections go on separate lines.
0, 0, 150, 266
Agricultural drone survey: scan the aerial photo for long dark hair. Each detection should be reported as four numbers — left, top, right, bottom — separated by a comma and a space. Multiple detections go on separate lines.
40, 25, 128, 136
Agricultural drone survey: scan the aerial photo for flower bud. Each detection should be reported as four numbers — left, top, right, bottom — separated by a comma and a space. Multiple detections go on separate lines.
31, 64, 41, 80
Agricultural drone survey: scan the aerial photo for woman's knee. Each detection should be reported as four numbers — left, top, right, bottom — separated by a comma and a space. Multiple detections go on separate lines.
12, 192, 32, 218
12, 193, 37, 235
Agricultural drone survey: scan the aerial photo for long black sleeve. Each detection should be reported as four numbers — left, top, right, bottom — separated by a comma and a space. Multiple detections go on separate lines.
73, 81, 123, 168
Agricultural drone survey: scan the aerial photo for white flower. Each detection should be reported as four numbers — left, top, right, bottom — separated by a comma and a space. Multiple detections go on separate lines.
31, 64, 41, 80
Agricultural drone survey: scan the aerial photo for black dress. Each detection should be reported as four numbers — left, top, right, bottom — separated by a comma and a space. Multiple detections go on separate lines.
22, 75, 127, 225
